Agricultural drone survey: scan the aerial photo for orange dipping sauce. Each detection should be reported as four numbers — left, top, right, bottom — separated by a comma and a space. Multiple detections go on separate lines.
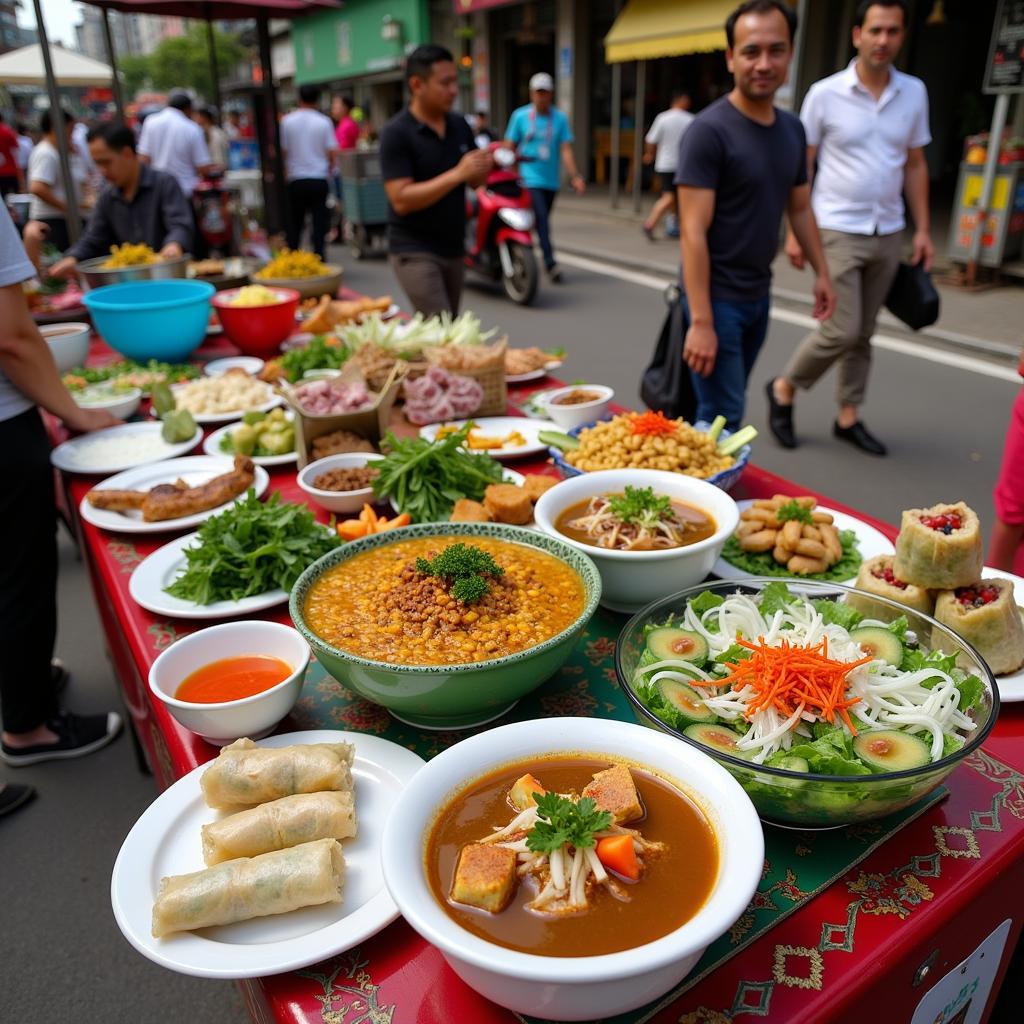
175, 655, 293, 704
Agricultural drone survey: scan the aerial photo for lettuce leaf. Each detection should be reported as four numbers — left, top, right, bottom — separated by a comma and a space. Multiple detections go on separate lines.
715, 642, 751, 665
759, 581, 795, 617
955, 674, 985, 712
689, 591, 724, 616
811, 598, 863, 631
720, 528, 862, 581
787, 727, 872, 776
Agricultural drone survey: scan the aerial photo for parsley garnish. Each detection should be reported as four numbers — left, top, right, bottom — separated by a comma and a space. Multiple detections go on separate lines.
776, 500, 814, 525
525, 793, 613, 853
607, 486, 673, 528
415, 543, 504, 604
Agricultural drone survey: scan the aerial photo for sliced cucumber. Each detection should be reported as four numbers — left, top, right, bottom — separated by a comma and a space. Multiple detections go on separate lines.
850, 626, 904, 667
539, 430, 579, 452
768, 754, 809, 773
852, 730, 930, 772
656, 679, 715, 726
684, 723, 752, 760
646, 627, 708, 666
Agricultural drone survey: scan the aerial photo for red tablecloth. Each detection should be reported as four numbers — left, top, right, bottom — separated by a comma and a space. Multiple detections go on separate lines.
54, 338, 1024, 1024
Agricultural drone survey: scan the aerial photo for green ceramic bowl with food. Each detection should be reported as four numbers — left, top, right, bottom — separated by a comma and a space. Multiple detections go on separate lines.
290, 522, 601, 730
615, 579, 998, 829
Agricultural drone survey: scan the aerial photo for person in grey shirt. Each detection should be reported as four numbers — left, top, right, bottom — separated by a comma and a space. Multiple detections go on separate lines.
50, 122, 194, 278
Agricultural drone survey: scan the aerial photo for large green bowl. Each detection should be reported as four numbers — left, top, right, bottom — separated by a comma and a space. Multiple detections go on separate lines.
289, 523, 602, 730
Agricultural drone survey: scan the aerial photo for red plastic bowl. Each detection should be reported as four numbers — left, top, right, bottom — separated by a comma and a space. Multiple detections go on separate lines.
212, 287, 300, 357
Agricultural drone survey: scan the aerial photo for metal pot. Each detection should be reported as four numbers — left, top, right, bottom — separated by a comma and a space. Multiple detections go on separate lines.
78, 252, 192, 291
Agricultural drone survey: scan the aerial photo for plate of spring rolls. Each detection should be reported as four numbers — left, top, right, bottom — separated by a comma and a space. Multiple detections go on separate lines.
110, 730, 424, 978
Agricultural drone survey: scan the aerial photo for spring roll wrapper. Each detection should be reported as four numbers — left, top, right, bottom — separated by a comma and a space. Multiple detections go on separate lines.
152, 838, 345, 938
201, 791, 357, 865
200, 738, 354, 810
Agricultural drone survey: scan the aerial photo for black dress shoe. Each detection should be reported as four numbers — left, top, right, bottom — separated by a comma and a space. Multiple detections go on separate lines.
833, 420, 887, 456
765, 380, 798, 448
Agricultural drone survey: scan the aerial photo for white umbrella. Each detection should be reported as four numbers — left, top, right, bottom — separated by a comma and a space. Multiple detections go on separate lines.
0, 42, 113, 88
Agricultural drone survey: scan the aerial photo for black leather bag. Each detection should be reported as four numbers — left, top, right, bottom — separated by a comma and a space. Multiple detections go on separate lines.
884, 261, 940, 331
640, 284, 697, 421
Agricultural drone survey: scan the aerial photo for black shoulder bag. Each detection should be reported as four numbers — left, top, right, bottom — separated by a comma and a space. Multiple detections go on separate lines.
640, 283, 697, 421
884, 261, 940, 331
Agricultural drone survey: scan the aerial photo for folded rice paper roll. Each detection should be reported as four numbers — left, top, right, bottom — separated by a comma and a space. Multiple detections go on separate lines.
200, 738, 354, 810
202, 790, 357, 866
151, 838, 345, 938
847, 554, 934, 621
932, 578, 1024, 676
893, 502, 982, 590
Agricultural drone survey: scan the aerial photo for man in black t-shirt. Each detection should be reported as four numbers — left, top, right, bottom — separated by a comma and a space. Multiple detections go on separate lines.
380, 45, 493, 315
675, 0, 835, 429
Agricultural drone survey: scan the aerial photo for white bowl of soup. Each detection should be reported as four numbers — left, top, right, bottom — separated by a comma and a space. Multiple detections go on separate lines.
381, 716, 763, 1021
542, 384, 614, 431
148, 621, 311, 744
42, 321, 90, 373
534, 469, 739, 612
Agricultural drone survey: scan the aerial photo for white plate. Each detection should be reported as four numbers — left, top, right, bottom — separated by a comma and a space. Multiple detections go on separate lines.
110, 729, 425, 979
980, 567, 1024, 703
202, 417, 297, 468
204, 356, 265, 377
51, 421, 202, 475
712, 501, 895, 585
506, 360, 562, 384
417, 417, 559, 460
80, 456, 270, 535
129, 531, 288, 619
149, 382, 282, 425
387, 468, 526, 518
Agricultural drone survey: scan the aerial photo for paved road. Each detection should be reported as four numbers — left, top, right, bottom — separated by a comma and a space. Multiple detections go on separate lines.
5, 247, 1016, 1023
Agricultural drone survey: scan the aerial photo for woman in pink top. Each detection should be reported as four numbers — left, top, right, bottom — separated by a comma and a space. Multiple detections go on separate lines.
333, 95, 359, 150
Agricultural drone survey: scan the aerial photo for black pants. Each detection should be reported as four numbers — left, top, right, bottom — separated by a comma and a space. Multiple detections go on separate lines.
528, 188, 557, 269
0, 408, 58, 733
286, 178, 330, 260
37, 216, 70, 252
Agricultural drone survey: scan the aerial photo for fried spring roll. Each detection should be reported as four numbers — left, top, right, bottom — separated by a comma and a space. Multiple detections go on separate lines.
152, 838, 345, 938
201, 791, 357, 866
200, 738, 354, 810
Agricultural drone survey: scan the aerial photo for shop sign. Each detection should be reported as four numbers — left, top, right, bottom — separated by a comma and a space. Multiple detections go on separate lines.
984, 0, 1024, 94
451, 0, 523, 12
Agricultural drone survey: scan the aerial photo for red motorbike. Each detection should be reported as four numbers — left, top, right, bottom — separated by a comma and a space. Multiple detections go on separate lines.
464, 144, 539, 305
193, 171, 236, 256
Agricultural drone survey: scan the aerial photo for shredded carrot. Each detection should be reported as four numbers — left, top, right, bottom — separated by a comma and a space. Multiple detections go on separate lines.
692, 636, 873, 734
630, 410, 678, 437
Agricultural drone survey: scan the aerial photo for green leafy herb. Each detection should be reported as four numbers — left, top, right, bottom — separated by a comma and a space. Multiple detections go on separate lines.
415, 543, 504, 603
776, 500, 814, 525
526, 793, 612, 854
607, 486, 673, 527
372, 425, 505, 524
165, 490, 339, 604
278, 335, 350, 382
721, 529, 863, 582
62, 359, 200, 392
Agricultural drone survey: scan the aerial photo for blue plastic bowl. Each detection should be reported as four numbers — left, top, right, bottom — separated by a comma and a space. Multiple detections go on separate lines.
548, 417, 751, 493
83, 280, 215, 362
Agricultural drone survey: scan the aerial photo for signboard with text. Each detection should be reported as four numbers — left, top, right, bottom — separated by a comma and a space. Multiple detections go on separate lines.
984, 0, 1024, 93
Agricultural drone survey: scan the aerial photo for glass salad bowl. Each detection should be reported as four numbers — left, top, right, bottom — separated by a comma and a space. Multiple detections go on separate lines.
615, 579, 999, 829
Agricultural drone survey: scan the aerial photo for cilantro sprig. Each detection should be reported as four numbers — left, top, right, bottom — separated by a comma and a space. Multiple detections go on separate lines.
776, 500, 814, 526
607, 486, 673, 528
525, 793, 613, 854
415, 543, 504, 604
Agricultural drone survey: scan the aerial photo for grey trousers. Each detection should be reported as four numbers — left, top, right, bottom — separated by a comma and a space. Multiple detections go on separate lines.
784, 228, 903, 407
389, 251, 465, 317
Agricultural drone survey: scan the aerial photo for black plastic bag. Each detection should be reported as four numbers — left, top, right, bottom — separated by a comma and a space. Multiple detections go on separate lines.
640, 284, 697, 421
885, 261, 940, 331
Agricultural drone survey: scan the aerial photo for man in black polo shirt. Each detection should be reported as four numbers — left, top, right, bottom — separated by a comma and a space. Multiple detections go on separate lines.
49, 122, 194, 279
380, 45, 492, 315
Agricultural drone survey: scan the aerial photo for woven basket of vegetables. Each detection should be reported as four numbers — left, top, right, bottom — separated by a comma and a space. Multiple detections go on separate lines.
423, 338, 508, 417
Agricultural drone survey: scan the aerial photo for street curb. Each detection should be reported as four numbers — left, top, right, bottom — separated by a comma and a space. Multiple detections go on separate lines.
555, 241, 1019, 366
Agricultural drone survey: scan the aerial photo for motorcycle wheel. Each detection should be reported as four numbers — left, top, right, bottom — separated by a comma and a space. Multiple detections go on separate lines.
501, 242, 538, 305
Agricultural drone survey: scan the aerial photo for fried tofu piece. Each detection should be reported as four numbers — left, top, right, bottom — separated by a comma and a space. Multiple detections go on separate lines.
582, 765, 643, 825
508, 773, 547, 811
522, 475, 557, 502
450, 499, 491, 523
450, 843, 517, 913
484, 484, 533, 525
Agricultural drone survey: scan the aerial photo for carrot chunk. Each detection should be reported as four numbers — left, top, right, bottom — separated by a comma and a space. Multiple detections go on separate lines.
596, 834, 640, 880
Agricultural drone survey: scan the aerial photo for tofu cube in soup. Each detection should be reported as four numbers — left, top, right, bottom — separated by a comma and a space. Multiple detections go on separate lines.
582, 765, 643, 824
508, 773, 547, 811
451, 843, 518, 913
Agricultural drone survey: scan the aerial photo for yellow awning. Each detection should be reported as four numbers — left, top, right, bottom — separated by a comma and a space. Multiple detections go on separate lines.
604, 0, 731, 63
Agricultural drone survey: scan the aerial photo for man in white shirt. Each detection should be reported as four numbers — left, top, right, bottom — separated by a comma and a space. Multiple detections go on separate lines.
137, 90, 214, 199
281, 84, 338, 260
27, 107, 83, 252
767, 0, 932, 456
641, 90, 693, 240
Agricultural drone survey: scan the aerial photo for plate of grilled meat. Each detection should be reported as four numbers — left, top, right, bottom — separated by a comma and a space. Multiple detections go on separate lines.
80, 455, 269, 534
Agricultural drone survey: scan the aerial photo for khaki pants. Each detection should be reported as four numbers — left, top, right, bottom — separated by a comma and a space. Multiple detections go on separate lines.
784, 229, 903, 407
389, 252, 465, 317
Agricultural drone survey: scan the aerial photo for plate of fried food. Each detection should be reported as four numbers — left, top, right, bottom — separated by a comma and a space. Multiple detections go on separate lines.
111, 731, 425, 978
298, 294, 395, 334
505, 346, 563, 383
419, 417, 558, 459
80, 455, 269, 534
712, 496, 894, 584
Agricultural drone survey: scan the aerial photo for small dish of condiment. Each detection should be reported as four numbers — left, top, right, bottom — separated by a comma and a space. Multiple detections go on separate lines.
313, 466, 379, 492
552, 389, 604, 406
543, 384, 614, 431
298, 453, 385, 514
